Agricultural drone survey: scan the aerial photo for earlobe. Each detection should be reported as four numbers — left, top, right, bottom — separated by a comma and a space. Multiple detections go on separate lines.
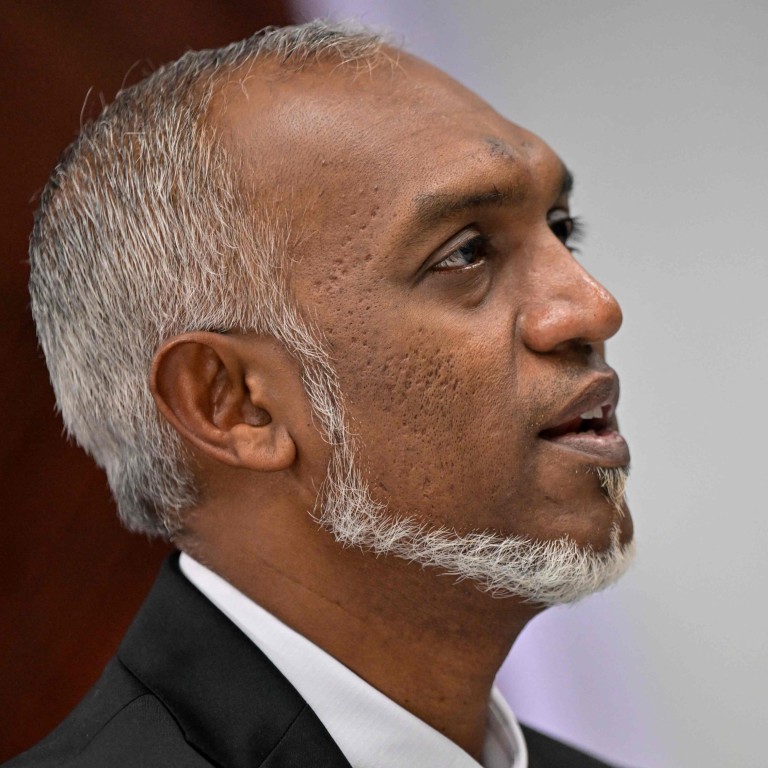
150, 332, 297, 472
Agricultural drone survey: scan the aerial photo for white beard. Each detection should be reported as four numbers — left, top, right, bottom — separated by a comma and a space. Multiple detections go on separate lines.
296, 326, 634, 606
314, 442, 635, 606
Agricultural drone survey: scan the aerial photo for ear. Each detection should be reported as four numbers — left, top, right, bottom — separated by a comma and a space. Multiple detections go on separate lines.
150, 332, 298, 472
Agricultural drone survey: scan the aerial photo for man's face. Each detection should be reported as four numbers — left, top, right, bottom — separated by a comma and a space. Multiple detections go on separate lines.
221, 52, 633, 558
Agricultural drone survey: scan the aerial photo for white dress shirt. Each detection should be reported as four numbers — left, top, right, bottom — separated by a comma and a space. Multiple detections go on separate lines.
180, 554, 528, 768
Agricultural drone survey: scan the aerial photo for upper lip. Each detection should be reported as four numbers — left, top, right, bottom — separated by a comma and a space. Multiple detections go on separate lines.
538, 372, 620, 438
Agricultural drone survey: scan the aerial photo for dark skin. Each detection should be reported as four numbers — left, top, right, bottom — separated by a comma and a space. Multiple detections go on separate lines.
151, 51, 632, 760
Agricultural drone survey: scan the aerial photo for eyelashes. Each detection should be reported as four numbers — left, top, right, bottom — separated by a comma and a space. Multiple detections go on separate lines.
567, 214, 586, 254
432, 233, 490, 271
428, 213, 587, 275
549, 212, 586, 254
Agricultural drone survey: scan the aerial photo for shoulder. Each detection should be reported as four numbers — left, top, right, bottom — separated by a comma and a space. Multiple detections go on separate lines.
522, 723, 630, 768
3, 659, 212, 768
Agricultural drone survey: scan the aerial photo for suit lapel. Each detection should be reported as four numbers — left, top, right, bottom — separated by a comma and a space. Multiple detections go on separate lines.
118, 554, 351, 768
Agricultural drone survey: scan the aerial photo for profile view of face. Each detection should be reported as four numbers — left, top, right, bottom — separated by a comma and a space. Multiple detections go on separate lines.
10, 25, 643, 768
215, 50, 633, 595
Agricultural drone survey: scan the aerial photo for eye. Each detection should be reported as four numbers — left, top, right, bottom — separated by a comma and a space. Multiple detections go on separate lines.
548, 210, 585, 253
432, 233, 489, 271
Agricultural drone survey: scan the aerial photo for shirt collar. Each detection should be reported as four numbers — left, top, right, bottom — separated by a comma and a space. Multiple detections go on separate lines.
180, 553, 527, 768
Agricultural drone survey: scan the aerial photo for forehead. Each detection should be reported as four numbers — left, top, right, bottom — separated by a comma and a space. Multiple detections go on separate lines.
213, 52, 562, 221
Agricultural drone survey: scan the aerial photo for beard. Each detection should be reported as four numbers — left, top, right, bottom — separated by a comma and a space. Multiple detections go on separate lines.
294, 322, 635, 607
311, 419, 635, 606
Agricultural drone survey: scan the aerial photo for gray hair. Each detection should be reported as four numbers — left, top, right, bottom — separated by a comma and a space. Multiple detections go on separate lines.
29, 21, 388, 538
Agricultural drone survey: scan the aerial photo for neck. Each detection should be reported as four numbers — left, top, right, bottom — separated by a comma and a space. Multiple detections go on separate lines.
183, 500, 542, 759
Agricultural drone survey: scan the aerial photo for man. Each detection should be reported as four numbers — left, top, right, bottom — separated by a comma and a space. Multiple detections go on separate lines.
8, 20, 635, 768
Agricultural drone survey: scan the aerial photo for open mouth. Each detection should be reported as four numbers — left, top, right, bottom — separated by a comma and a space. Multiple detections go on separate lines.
539, 404, 613, 440
539, 403, 629, 466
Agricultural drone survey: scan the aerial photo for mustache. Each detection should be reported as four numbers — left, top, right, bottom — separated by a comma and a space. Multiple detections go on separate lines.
528, 361, 620, 428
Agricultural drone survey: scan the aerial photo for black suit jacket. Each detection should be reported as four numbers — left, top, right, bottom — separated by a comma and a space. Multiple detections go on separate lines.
6, 555, 620, 768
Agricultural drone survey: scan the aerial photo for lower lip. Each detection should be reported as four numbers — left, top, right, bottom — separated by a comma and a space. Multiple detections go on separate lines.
540, 429, 630, 466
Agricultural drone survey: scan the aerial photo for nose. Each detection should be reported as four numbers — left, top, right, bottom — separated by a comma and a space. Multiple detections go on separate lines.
519, 247, 623, 354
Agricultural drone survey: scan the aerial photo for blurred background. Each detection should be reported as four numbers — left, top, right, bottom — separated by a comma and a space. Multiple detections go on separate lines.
3, 2, 766, 766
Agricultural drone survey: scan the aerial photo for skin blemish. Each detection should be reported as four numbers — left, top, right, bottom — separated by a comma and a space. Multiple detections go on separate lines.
484, 136, 517, 160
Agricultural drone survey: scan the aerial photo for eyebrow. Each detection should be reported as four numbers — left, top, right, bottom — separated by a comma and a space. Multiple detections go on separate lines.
560, 166, 574, 196
411, 184, 524, 232
409, 163, 575, 237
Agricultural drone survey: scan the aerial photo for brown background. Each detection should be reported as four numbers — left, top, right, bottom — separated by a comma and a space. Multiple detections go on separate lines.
0, 1, 295, 759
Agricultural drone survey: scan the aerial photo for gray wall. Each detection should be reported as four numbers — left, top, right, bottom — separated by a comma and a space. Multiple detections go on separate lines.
295, 2, 768, 765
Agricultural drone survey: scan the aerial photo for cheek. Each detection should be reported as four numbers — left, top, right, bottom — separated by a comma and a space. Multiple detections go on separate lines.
332, 323, 534, 530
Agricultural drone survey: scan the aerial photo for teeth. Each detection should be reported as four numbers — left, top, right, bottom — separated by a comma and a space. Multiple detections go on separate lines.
579, 405, 604, 420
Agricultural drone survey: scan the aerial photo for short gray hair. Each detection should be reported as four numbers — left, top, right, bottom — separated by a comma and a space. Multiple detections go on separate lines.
29, 21, 387, 537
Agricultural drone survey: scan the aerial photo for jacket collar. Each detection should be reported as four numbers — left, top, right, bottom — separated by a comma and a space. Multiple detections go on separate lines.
118, 554, 351, 768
